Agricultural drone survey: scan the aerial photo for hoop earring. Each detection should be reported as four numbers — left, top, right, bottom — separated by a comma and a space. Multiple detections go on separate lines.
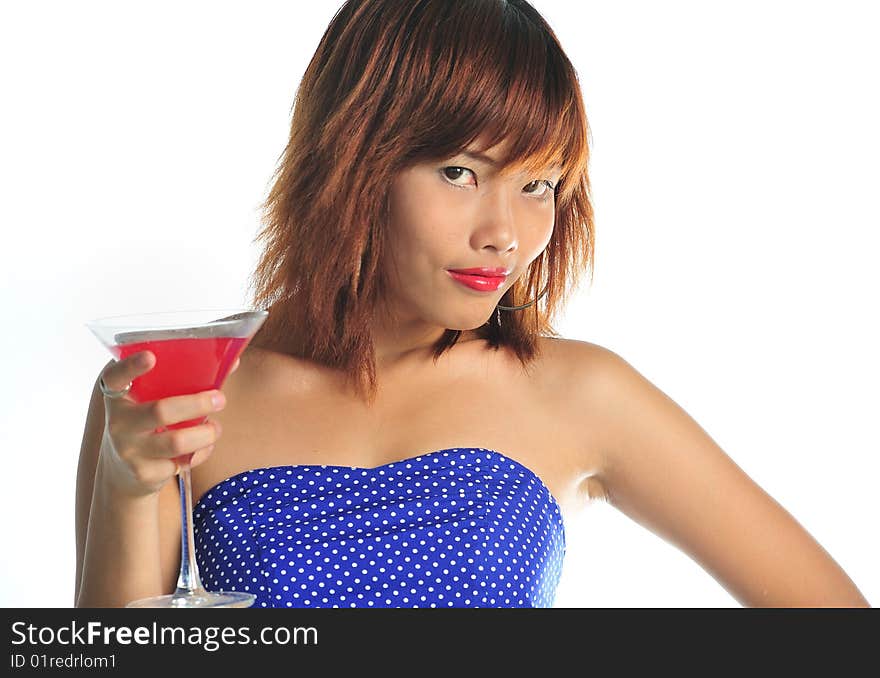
496, 284, 549, 312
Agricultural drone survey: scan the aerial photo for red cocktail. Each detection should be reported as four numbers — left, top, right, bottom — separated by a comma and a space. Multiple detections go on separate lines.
86, 308, 268, 608
114, 336, 248, 430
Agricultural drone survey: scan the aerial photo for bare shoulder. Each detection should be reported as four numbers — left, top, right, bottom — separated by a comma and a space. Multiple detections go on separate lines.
536, 335, 625, 404
535, 336, 625, 502
227, 344, 325, 398
537, 336, 675, 466
535, 336, 737, 505
536, 335, 617, 376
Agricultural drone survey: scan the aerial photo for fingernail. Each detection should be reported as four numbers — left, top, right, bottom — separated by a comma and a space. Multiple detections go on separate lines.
212, 392, 226, 410
137, 352, 151, 367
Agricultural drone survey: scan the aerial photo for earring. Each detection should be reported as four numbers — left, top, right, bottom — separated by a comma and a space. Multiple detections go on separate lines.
496, 285, 549, 311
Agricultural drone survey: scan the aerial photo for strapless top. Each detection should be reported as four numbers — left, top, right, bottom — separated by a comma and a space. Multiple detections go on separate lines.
192, 447, 566, 608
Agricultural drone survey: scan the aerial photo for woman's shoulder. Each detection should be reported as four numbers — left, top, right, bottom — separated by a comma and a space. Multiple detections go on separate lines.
536, 336, 642, 439
535, 335, 620, 386
534, 336, 623, 500
234, 344, 329, 392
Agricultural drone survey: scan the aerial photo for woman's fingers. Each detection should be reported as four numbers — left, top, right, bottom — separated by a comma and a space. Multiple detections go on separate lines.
100, 351, 154, 400
188, 444, 217, 470
133, 390, 226, 434
97, 351, 231, 497
147, 420, 223, 459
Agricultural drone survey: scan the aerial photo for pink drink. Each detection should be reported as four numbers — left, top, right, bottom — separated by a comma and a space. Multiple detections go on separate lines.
112, 335, 248, 433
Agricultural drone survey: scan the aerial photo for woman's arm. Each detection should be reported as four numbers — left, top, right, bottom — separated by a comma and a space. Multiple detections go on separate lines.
75, 369, 181, 607
571, 343, 870, 607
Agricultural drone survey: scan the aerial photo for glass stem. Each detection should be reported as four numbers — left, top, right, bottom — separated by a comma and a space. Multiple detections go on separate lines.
174, 463, 206, 597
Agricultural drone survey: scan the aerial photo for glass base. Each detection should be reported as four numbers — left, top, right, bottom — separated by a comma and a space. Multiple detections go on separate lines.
125, 590, 255, 608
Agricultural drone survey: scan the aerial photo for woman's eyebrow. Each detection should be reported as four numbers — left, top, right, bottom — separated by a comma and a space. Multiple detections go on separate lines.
459, 150, 500, 167
458, 151, 562, 175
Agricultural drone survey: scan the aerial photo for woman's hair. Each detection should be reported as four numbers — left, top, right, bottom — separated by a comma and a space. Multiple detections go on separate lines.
247, 0, 595, 404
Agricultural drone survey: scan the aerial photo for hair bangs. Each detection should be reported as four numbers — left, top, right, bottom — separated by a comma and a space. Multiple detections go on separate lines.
397, 1, 588, 196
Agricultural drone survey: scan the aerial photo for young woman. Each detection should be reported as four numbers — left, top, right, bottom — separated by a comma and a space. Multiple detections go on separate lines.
75, 0, 870, 608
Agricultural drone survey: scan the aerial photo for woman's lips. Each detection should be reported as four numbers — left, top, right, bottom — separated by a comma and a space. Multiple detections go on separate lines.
447, 270, 506, 292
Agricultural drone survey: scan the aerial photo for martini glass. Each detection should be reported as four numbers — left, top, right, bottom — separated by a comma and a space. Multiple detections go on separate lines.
86, 308, 268, 608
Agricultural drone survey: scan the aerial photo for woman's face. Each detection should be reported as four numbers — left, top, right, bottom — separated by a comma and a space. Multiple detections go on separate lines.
384, 139, 561, 332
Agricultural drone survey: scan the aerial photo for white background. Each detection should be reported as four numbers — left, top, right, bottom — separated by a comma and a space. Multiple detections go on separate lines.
0, 1, 876, 607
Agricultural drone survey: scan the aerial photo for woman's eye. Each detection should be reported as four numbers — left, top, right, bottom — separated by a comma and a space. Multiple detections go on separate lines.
523, 179, 555, 198
441, 166, 555, 199
442, 166, 474, 184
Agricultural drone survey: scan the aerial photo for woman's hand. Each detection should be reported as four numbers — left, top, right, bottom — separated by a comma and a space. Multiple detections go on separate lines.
97, 352, 239, 498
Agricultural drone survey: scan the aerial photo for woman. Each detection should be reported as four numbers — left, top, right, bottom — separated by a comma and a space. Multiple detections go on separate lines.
75, 0, 870, 607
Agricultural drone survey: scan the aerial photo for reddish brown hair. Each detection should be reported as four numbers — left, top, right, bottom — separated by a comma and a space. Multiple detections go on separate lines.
247, 0, 595, 404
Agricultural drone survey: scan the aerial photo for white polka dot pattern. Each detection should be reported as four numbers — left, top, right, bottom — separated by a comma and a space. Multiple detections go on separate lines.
192, 448, 565, 608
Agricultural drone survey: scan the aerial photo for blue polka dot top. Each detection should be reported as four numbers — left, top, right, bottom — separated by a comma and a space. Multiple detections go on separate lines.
192, 448, 566, 608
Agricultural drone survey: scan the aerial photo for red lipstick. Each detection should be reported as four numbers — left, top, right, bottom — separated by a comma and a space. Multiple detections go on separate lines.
447, 267, 509, 292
